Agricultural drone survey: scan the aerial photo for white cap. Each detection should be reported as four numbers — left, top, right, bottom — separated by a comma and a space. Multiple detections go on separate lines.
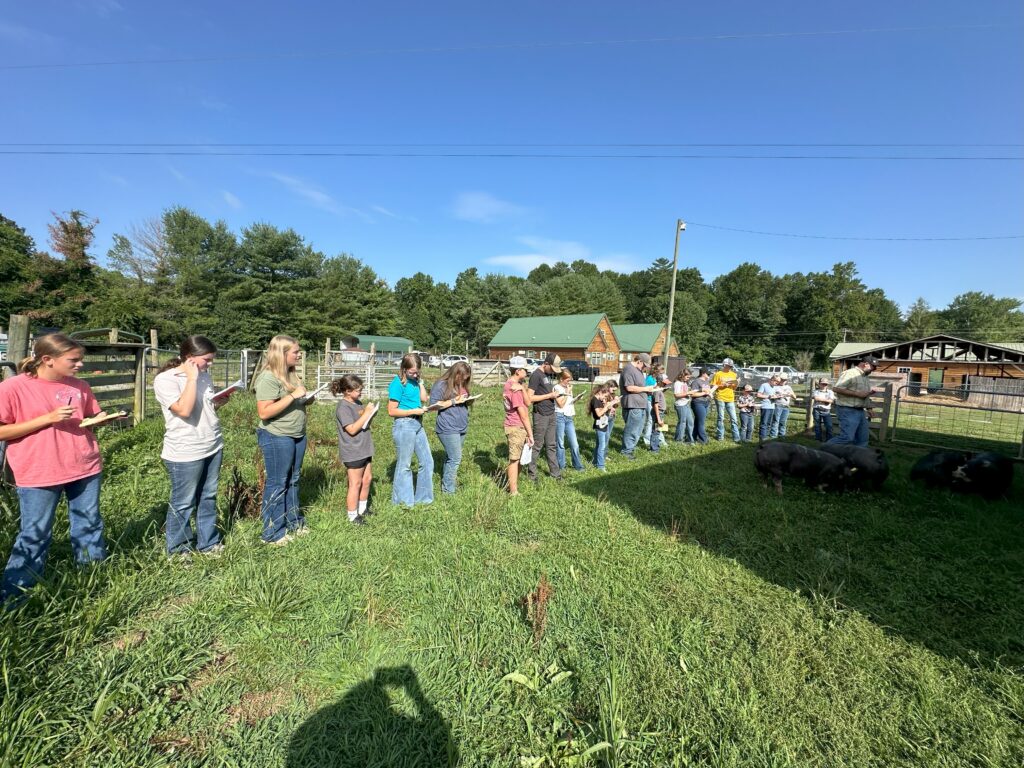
722, 357, 734, 366
508, 355, 528, 370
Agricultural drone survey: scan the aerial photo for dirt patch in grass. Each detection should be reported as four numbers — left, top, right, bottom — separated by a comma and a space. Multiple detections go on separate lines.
111, 629, 148, 651
224, 688, 291, 726
186, 643, 235, 697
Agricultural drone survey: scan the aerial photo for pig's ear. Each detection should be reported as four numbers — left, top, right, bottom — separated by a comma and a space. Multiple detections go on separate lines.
849, 467, 859, 473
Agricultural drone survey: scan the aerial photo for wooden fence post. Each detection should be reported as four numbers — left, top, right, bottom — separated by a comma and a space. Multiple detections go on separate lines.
6, 315, 30, 379
108, 328, 119, 344
133, 347, 146, 425
149, 329, 159, 367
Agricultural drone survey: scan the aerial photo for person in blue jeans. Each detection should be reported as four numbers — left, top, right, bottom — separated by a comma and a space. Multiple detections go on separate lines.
553, 370, 585, 470
429, 361, 473, 494
756, 375, 778, 440
588, 384, 618, 470
388, 354, 434, 506
811, 378, 836, 441
641, 370, 657, 448
153, 335, 227, 556
736, 384, 757, 442
619, 353, 656, 457
672, 370, 694, 443
689, 369, 713, 444
770, 374, 795, 438
0, 334, 109, 605
255, 335, 311, 545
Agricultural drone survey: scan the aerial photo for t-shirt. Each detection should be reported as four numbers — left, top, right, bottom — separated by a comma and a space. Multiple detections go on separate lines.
737, 393, 756, 413
430, 380, 469, 435
336, 399, 374, 464
834, 367, 873, 408
528, 368, 554, 415
691, 379, 712, 406
757, 382, 776, 409
388, 376, 423, 411
711, 370, 738, 402
652, 387, 666, 414
254, 371, 307, 437
0, 374, 102, 487
620, 364, 648, 410
672, 380, 691, 405
588, 396, 611, 429
773, 384, 795, 408
645, 374, 657, 404
153, 368, 223, 462
813, 389, 836, 413
503, 378, 528, 428
553, 384, 576, 418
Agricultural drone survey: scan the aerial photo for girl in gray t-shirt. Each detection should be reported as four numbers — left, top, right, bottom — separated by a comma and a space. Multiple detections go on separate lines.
332, 374, 379, 524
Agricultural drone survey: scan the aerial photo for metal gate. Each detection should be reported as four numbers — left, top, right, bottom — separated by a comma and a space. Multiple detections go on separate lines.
891, 385, 1024, 458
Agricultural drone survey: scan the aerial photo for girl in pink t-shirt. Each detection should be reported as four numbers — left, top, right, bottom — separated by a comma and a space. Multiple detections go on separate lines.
0, 334, 112, 604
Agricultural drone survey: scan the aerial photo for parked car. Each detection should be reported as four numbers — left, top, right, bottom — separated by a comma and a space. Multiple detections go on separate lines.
561, 359, 599, 382
427, 355, 442, 368
749, 365, 805, 383
441, 354, 469, 369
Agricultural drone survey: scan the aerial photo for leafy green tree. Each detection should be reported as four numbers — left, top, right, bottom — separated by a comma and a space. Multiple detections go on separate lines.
536, 273, 626, 321
317, 255, 397, 343
0, 214, 37, 321
936, 292, 1024, 341
707, 263, 788, 363
902, 298, 936, 339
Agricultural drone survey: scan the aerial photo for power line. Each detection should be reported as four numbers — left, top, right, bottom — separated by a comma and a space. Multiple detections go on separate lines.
688, 221, 1024, 241
0, 24, 1010, 71
3, 142, 1022, 148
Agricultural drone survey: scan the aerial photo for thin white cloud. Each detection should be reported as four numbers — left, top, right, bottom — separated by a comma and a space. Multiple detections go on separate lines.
0, 21, 58, 45
74, 0, 123, 16
486, 236, 638, 275
452, 191, 526, 223
166, 164, 187, 183
100, 172, 130, 187
371, 205, 399, 218
266, 171, 371, 222
222, 190, 242, 209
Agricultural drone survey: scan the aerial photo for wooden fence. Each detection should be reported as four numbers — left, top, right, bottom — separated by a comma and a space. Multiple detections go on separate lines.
966, 375, 1024, 413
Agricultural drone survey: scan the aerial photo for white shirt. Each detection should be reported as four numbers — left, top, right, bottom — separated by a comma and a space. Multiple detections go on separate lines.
153, 368, 223, 462
553, 384, 576, 417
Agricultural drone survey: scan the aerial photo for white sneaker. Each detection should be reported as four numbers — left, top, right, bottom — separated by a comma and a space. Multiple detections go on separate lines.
199, 544, 225, 556
265, 534, 294, 547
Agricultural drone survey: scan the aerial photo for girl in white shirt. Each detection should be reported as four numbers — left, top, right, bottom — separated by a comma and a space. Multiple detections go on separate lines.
553, 370, 584, 471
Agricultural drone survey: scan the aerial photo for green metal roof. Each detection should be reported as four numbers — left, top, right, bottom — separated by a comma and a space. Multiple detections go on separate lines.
488, 313, 606, 347
828, 342, 887, 359
612, 323, 667, 352
345, 334, 414, 353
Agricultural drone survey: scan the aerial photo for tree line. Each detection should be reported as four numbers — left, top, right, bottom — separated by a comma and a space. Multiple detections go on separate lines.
2, 208, 1021, 367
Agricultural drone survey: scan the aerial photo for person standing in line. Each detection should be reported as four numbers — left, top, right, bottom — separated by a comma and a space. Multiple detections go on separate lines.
672, 370, 694, 444
689, 368, 713, 445
756, 374, 779, 441
332, 374, 376, 524
387, 353, 434, 506
711, 358, 741, 442
770, 373, 796, 438
588, 384, 619, 471
649, 368, 668, 453
429, 361, 473, 494
641, 366, 658, 449
527, 354, 563, 483
619, 353, 657, 458
255, 334, 310, 545
502, 357, 534, 495
736, 384, 757, 442
553, 369, 585, 472
827, 357, 883, 447
812, 377, 837, 442
153, 335, 226, 557
0, 334, 110, 604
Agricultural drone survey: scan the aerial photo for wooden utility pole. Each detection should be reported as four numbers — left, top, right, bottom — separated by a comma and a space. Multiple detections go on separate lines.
149, 329, 159, 368
6, 315, 30, 379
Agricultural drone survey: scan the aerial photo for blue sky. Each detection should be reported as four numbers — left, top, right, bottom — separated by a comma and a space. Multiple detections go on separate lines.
2, 1, 1022, 310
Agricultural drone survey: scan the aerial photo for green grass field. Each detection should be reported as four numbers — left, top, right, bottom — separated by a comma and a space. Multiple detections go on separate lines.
1, 393, 1022, 767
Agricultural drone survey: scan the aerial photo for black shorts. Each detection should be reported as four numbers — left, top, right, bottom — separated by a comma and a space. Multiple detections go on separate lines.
343, 457, 372, 470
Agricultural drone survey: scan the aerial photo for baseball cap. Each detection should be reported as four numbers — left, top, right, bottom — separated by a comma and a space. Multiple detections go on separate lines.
636, 353, 652, 365
543, 353, 563, 373
508, 355, 528, 370
779, 373, 789, 380
743, 384, 753, 391
860, 356, 879, 370
818, 377, 830, 385
722, 357, 734, 366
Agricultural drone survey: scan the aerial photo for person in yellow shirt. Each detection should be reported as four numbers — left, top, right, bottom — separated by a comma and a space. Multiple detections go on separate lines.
711, 358, 740, 442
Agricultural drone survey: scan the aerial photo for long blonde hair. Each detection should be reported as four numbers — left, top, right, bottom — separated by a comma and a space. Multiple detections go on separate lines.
260, 334, 301, 391
19, 333, 86, 377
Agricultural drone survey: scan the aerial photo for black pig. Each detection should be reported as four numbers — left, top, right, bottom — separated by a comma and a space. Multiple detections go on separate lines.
754, 442, 851, 495
910, 450, 972, 489
951, 452, 1014, 500
820, 444, 889, 490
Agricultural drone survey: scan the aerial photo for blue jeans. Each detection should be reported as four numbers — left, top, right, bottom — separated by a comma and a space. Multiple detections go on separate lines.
674, 402, 694, 442
771, 407, 791, 438
257, 429, 307, 543
739, 411, 754, 441
650, 415, 664, 453
555, 414, 584, 470
2, 473, 105, 602
436, 431, 465, 494
392, 417, 434, 506
621, 408, 646, 456
715, 400, 740, 441
758, 408, 775, 440
827, 406, 869, 447
593, 425, 611, 468
692, 401, 710, 443
641, 402, 653, 448
813, 410, 833, 441
164, 450, 223, 554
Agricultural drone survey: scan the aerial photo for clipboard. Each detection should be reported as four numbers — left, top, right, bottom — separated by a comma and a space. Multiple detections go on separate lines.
212, 379, 245, 400
79, 410, 130, 428
302, 383, 331, 402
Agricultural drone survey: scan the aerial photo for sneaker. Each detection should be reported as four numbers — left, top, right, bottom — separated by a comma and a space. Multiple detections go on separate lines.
292, 526, 311, 537
264, 534, 294, 547
349, 516, 367, 525
199, 544, 225, 556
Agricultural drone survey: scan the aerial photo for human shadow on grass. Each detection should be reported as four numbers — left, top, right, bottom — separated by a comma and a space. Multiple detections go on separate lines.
286, 665, 457, 768
574, 439, 1024, 668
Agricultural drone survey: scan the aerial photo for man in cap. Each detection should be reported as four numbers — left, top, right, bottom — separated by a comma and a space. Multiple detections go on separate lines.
811, 377, 837, 441
711, 358, 741, 442
827, 357, 884, 447
619, 352, 658, 458
502, 356, 535, 495
526, 353, 564, 482
770, 373, 795, 438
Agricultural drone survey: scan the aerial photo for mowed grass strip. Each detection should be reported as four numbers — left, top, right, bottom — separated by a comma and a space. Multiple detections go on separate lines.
0, 393, 1021, 767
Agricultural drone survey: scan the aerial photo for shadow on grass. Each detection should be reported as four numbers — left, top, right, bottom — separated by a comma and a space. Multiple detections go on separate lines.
575, 438, 1024, 668
287, 665, 457, 768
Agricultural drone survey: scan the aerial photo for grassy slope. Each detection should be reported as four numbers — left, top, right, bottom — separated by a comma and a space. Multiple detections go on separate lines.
0, 393, 1021, 767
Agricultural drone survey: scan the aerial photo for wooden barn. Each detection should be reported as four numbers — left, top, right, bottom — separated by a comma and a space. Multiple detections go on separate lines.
487, 313, 621, 375
612, 323, 679, 368
829, 335, 1024, 393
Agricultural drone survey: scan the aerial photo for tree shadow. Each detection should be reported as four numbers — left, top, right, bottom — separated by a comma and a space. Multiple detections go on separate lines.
286, 665, 458, 768
575, 440, 1024, 668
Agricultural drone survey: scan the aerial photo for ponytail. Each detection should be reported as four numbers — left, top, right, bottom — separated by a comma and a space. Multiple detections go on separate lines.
159, 335, 218, 374
18, 333, 85, 377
